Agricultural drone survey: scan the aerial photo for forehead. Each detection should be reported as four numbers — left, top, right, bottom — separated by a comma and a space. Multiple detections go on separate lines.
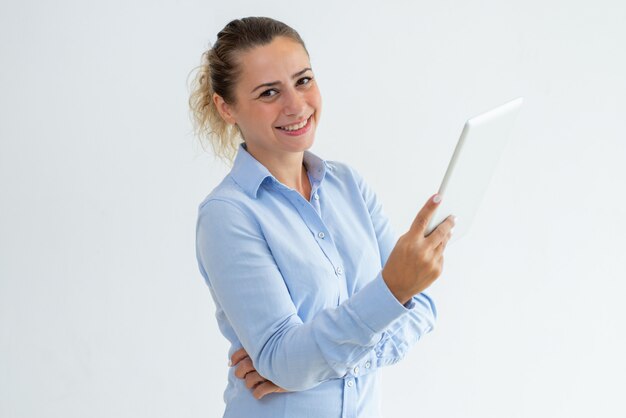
236, 37, 310, 85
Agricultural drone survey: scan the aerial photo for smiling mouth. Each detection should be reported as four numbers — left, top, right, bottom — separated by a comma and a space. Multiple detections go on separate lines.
275, 114, 313, 131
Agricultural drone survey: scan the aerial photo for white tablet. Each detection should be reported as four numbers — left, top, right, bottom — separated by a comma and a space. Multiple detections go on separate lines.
425, 97, 524, 243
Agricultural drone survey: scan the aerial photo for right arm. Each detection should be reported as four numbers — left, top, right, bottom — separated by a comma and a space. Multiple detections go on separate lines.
198, 192, 455, 393
196, 198, 417, 392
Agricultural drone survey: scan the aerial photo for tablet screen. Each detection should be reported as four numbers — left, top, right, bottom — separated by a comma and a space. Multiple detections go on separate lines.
425, 97, 524, 243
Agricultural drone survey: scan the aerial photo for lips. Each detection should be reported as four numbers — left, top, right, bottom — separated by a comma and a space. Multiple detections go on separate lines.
275, 114, 312, 131
274, 114, 313, 136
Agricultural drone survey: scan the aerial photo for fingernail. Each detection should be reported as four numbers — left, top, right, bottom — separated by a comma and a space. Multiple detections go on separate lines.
433, 194, 441, 204
228, 359, 232, 367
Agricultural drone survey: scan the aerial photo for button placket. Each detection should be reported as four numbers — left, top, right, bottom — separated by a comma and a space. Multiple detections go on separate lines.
288, 185, 345, 292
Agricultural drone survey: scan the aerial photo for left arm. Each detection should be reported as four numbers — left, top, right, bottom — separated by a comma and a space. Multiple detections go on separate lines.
233, 164, 437, 398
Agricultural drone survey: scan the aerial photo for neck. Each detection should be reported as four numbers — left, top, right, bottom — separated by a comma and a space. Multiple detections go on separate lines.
243, 142, 310, 196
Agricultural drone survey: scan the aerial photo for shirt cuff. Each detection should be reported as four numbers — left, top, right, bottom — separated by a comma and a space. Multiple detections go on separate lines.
347, 270, 412, 334
403, 297, 416, 309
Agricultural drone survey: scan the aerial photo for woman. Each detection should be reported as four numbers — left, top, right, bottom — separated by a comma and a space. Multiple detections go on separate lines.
189, 16, 455, 418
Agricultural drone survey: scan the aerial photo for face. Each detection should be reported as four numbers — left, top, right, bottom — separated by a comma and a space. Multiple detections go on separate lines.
214, 36, 322, 163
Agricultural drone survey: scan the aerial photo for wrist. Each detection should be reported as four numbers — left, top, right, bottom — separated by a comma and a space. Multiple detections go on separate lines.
381, 268, 412, 306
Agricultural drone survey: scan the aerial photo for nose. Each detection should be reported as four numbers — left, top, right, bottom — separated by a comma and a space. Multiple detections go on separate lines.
282, 87, 307, 118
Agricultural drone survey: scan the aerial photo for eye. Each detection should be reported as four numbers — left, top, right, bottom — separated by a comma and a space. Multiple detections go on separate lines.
259, 89, 278, 98
258, 76, 314, 99
298, 76, 313, 86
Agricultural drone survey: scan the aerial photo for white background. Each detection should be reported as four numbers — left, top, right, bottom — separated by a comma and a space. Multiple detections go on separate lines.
1, 0, 625, 417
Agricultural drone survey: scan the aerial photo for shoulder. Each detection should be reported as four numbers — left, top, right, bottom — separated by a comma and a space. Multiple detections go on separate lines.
324, 159, 365, 184
323, 159, 371, 197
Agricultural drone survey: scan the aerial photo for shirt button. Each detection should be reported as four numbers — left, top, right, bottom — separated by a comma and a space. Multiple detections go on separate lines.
365, 361, 371, 369
353, 366, 360, 375
318, 231, 325, 239
347, 380, 354, 388
335, 266, 343, 275
314, 193, 319, 200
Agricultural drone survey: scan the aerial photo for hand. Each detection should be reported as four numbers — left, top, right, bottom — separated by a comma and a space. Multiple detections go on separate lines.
382, 193, 456, 305
230, 347, 289, 400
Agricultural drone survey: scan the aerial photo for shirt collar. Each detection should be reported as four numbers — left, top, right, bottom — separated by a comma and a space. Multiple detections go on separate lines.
229, 142, 329, 199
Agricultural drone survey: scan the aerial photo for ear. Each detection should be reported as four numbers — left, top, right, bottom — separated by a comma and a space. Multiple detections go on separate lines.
212, 93, 237, 125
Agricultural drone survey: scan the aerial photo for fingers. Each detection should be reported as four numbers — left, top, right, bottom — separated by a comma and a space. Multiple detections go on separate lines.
233, 357, 255, 379
434, 253, 444, 276
230, 347, 249, 367
434, 236, 448, 256
427, 214, 456, 247
409, 194, 442, 237
252, 381, 288, 400
434, 225, 454, 254
230, 348, 290, 400
244, 370, 268, 390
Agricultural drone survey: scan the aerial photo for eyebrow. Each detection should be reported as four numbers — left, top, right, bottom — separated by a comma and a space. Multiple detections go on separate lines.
250, 67, 313, 94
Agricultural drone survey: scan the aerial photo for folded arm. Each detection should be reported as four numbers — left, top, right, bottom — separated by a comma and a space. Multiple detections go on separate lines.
196, 198, 424, 392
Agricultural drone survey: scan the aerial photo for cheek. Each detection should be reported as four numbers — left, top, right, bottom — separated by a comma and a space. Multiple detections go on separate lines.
247, 107, 278, 129
308, 86, 322, 111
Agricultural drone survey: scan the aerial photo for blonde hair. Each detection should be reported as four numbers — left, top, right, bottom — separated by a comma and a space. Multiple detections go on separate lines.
187, 17, 309, 166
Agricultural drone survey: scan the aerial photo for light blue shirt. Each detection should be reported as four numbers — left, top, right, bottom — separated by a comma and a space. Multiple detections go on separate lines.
195, 142, 437, 418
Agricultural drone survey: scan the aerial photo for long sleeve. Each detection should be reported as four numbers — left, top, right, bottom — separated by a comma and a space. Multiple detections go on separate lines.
350, 164, 437, 365
200, 143, 440, 417
196, 198, 416, 392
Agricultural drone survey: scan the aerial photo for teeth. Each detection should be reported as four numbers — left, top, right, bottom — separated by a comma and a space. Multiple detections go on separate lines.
280, 116, 309, 131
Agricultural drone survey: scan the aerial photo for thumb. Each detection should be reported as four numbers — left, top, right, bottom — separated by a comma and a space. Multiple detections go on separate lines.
409, 193, 442, 236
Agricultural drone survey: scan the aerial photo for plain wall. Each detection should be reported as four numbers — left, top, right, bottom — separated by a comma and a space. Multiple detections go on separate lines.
1, 0, 625, 417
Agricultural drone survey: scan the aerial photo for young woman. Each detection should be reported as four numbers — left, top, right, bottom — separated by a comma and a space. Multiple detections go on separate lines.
189, 16, 455, 418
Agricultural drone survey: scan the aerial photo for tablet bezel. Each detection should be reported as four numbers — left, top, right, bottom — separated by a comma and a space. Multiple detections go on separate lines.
425, 97, 524, 243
